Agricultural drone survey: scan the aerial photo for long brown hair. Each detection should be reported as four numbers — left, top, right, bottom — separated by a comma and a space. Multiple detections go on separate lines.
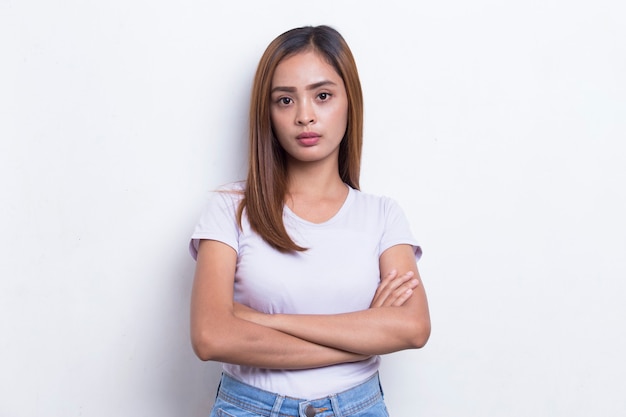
239, 25, 364, 253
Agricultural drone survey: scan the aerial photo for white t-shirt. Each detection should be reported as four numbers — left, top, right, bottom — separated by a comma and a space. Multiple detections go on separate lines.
190, 182, 421, 398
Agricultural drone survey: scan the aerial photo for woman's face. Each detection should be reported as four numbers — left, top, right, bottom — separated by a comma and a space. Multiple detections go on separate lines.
270, 50, 348, 167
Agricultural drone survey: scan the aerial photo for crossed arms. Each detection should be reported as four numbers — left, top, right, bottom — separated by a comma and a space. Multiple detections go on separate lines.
190, 239, 431, 368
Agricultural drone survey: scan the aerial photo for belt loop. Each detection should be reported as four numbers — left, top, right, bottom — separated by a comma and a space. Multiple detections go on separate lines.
330, 394, 343, 417
270, 394, 285, 417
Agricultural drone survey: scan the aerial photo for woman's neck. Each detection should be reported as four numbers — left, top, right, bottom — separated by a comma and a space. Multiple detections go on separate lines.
284, 160, 348, 223
286, 159, 345, 198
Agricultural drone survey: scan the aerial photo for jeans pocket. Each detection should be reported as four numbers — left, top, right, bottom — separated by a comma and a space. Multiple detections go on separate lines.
215, 408, 236, 417
350, 400, 390, 417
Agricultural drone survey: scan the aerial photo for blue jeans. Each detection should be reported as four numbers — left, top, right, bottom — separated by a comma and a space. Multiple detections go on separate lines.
209, 372, 390, 417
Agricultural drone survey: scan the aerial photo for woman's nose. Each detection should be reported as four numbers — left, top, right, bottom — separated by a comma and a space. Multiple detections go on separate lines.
296, 103, 316, 125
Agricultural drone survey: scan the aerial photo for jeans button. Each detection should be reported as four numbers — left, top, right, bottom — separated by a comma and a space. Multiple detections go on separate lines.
305, 405, 316, 417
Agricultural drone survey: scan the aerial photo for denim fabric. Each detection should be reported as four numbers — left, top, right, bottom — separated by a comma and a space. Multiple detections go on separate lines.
209, 372, 389, 417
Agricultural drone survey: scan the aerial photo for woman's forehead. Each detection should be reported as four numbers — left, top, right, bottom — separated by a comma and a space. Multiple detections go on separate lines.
272, 51, 343, 88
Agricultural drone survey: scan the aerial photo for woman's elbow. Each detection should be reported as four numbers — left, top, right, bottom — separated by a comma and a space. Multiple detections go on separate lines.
191, 329, 222, 361
191, 333, 211, 361
407, 318, 431, 349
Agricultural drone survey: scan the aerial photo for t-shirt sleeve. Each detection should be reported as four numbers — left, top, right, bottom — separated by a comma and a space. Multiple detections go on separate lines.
379, 197, 422, 261
189, 190, 241, 260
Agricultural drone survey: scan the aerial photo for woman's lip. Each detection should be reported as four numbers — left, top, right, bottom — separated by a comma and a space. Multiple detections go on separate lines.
297, 132, 321, 139
297, 136, 320, 146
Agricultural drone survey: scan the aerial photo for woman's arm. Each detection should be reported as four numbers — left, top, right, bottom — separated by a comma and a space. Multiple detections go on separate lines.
190, 239, 369, 368
234, 244, 431, 356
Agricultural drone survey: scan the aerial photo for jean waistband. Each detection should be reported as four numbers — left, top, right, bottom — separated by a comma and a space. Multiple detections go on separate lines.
216, 372, 384, 417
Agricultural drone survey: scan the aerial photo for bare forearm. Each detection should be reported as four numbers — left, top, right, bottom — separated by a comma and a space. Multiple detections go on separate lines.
233, 251, 431, 356
192, 312, 369, 368
252, 300, 430, 356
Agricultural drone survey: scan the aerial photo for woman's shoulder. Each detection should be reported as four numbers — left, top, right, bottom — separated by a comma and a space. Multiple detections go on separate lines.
350, 187, 399, 209
197, 181, 245, 214
348, 188, 414, 225
214, 180, 245, 193
210, 181, 245, 201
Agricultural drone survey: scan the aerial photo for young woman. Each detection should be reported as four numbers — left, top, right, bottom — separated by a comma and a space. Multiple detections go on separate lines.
190, 25, 430, 417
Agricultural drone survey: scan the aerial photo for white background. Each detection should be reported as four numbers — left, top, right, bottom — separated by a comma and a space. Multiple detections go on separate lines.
1, 1, 625, 416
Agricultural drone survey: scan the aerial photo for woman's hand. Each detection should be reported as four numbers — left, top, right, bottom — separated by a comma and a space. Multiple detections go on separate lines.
370, 269, 420, 308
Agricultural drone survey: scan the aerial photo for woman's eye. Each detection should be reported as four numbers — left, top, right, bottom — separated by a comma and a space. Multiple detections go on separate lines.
318, 93, 330, 101
279, 97, 292, 105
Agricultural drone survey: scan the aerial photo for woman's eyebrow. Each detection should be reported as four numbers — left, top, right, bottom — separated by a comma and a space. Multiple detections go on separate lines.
306, 80, 337, 90
271, 80, 337, 94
